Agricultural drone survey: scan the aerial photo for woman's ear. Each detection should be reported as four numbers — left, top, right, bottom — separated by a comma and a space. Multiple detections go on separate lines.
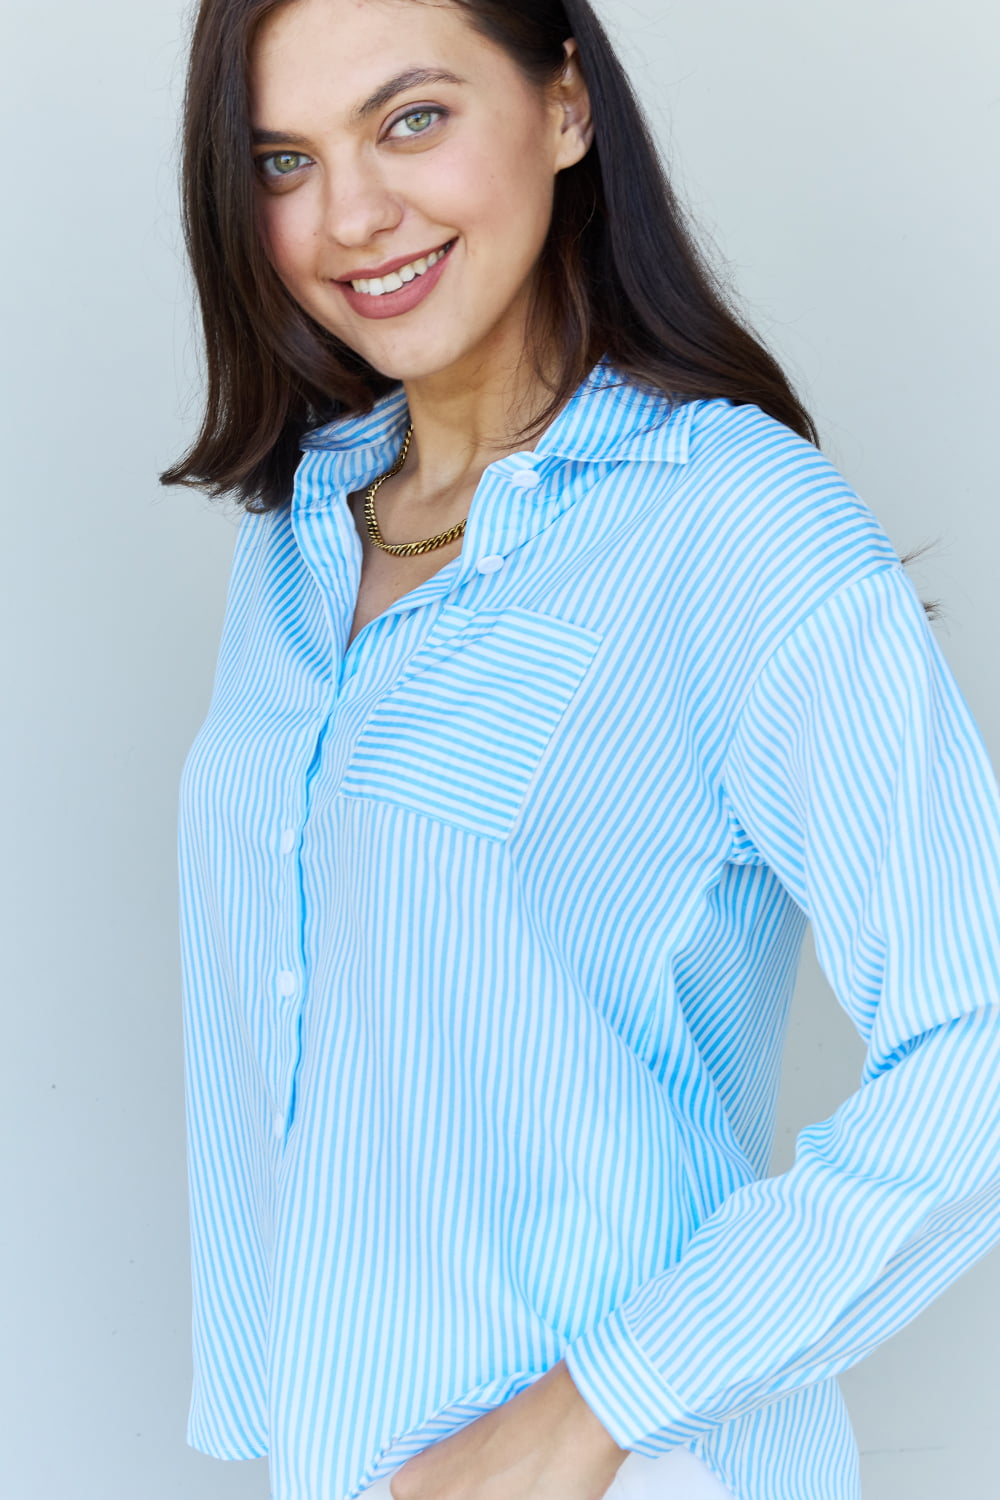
552, 38, 594, 171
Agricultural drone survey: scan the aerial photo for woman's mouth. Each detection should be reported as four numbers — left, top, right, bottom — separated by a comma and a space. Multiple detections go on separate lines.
337, 240, 456, 321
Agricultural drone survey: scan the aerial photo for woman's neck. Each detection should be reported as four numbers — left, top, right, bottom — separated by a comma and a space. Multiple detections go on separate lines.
397, 339, 555, 503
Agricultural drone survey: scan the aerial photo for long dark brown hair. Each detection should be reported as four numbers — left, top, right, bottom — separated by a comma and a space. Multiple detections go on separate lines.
161, 0, 818, 511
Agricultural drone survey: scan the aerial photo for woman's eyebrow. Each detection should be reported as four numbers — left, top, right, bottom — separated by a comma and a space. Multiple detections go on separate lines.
349, 67, 467, 123
252, 128, 312, 147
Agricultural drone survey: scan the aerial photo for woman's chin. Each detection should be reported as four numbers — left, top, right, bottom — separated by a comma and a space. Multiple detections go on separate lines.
349, 341, 484, 390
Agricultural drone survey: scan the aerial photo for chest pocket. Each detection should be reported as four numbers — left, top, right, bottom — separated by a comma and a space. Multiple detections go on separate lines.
340, 604, 603, 840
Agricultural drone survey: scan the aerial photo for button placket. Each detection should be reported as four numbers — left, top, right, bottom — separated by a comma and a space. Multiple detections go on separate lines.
273, 776, 309, 1134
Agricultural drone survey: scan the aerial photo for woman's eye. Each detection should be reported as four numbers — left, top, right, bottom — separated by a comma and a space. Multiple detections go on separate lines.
387, 108, 445, 141
257, 151, 311, 180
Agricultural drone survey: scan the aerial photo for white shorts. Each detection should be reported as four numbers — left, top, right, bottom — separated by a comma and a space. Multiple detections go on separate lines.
359, 1443, 734, 1499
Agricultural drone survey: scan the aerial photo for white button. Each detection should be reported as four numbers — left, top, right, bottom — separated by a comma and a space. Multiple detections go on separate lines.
277, 970, 297, 998
508, 468, 541, 490
272, 1115, 284, 1139
476, 554, 504, 574
279, 828, 296, 855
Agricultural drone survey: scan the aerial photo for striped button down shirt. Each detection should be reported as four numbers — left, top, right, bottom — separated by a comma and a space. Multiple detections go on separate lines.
178, 362, 1000, 1500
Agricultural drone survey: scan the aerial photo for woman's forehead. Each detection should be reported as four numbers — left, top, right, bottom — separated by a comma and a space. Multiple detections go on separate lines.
252, 0, 477, 70
249, 0, 526, 130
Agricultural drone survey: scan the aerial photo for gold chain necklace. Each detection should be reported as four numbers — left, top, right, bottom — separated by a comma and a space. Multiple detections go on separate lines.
363, 425, 467, 557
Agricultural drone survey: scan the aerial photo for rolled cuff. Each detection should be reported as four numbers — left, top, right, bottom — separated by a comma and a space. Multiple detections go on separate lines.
564, 1304, 707, 1454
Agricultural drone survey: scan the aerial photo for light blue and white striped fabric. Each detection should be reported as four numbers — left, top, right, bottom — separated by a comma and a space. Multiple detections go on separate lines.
178, 362, 1000, 1500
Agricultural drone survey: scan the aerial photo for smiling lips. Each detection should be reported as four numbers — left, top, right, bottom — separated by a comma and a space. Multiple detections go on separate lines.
347, 241, 453, 296
336, 239, 456, 319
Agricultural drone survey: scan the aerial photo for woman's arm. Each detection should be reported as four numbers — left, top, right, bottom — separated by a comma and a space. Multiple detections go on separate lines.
564, 563, 1000, 1450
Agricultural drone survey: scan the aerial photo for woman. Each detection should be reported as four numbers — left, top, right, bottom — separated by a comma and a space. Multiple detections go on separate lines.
162, 2, 1000, 1498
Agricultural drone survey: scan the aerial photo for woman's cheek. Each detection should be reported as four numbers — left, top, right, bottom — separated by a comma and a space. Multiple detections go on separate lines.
260, 196, 314, 285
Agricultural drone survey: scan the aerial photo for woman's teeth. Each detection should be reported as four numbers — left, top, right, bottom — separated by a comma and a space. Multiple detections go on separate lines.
350, 243, 452, 296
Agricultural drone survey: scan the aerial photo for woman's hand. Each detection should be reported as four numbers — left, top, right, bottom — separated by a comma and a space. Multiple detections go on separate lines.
388, 1359, 629, 1500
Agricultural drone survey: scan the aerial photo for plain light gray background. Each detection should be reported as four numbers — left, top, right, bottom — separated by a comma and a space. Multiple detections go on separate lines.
2, 1, 997, 1496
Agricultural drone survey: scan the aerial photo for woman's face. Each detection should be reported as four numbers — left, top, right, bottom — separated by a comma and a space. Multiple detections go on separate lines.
249, 0, 592, 389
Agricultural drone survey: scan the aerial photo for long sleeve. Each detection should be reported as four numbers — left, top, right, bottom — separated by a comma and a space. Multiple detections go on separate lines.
565, 563, 1000, 1450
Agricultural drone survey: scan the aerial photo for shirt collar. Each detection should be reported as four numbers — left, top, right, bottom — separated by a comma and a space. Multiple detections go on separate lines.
298, 359, 696, 473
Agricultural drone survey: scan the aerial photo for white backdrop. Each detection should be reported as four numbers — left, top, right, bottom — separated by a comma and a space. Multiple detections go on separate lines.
2, 1, 997, 1496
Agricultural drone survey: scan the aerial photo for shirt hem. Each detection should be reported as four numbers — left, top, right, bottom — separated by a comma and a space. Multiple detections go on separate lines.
186, 1429, 269, 1462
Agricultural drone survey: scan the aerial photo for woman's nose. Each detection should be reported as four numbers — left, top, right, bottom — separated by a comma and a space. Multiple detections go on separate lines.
320, 160, 403, 251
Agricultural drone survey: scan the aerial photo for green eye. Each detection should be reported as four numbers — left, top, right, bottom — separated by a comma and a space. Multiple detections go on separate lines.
259, 151, 309, 178
388, 108, 445, 140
